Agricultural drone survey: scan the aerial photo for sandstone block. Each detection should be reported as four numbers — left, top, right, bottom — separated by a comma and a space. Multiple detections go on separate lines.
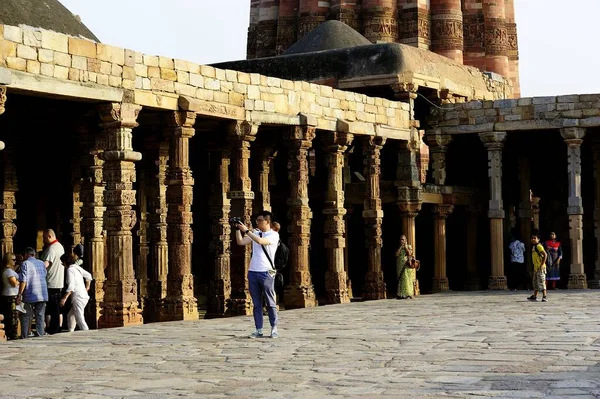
174, 82, 196, 97
233, 83, 246, 94
221, 81, 233, 92
24, 60, 41, 75
123, 66, 136, 80
97, 44, 125, 65
134, 64, 148, 77
204, 78, 220, 91
317, 96, 329, 107
40, 63, 54, 76
68, 68, 79, 81
42, 30, 68, 52
122, 79, 135, 89
6, 57, 26, 71
265, 76, 280, 88
68, 37, 96, 58
579, 94, 600, 102
189, 73, 204, 88
583, 109, 600, 117
0, 39, 17, 59
238, 72, 250, 84
281, 79, 294, 90
17, 44, 37, 60
229, 92, 244, 107
161, 68, 177, 81
71, 55, 87, 70
108, 76, 122, 87
151, 78, 174, 92
187, 62, 199, 74
493, 99, 518, 108
225, 69, 237, 82
3, 26, 22, 43
532, 96, 556, 105
557, 94, 579, 103
23, 28, 42, 47
250, 73, 261, 85
158, 56, 174, 69
88, 71, 97, 82
97, 74, 109, 85
174, 59, 190, 71
201, 65, 216, 78
215, 68, 226, 81
124, 49, 136, 67
111, 63, 123, 77
38, 48, 53, 63
196, 88, 214, 101
365, 104, 378, 114
366, 96, 375, 105
244, 99, 254, 110
562, 109, 583, 118
254, 100, 264, 111
54, 52, 71, 67
376, 114, 387, 124
135, 76, 143, 89
517, 98, 532, 106
177, 71, 189, 84
142, 78, 151, 90
87, 58, 101, 73
147, 66, 160, 78
213, 91, 229, 104
144, 54, 159, 67
54, 65, 69, 79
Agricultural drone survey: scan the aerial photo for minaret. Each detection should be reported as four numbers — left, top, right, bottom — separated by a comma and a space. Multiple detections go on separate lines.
483, 0, 509, 78
297, 0, 330, 39
430, 0, 464, 63
247, 0, 261, 59
256, 0, 280, 57
362, 0, 399, 43
330, 0, 361, 31
276, 0, 299, 54
505, 0, 520, 97
397, 0, 430, 49
462, 0, 486, 72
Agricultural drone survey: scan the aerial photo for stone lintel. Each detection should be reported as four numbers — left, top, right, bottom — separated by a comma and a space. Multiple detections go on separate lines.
228, 191, 255, 200
375, 124, 411, 141
179, 96, 244, 120
6, 68, 123, 103
0, 68, 12, 85
134, 90, 178, 111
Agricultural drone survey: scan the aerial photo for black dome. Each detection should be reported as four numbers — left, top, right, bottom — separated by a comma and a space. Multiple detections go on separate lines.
0, 0, 98, 41
284, 20, 371, 55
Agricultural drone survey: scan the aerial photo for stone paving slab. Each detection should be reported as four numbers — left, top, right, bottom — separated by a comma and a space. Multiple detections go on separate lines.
1, 290, 599, 398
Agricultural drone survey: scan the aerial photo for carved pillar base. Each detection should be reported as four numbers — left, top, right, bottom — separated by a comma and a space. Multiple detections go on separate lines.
325, 270, 350, 304
588, 280, 600, 289
488, 275, 508, 290
98, 280, 143, 329
432, 277, 449, 293
464, 273, 482, 291
228, 298, 252, 316
363, 270, 386, 300
160, 275, 199, 322
284, 272, 317, 309
568, 274, 588, 289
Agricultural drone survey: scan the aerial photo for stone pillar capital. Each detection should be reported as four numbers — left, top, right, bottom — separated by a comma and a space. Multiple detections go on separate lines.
479, 131, 507, 150
398, 202, 422, 216
321, 131, 354, 151
425, 131, 453, 153
228, 120, 259, 141
284, 125, 317, 144
560, 127, 586, 143
98, 103, 142, 129
164, 111, 196, 138
364, 135, 387, 149
392, 82, 418, 100
467, 204, 483, 214
432, 204, 454, 219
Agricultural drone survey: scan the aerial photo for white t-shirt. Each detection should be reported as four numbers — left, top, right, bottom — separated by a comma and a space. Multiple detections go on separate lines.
65, 264, 93, 300
41, 241, 65, 289
249, 229, 280, 273
2, 268, 19, 296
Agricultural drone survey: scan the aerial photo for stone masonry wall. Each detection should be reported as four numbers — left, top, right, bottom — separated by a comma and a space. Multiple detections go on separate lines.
0, 24, 411, 137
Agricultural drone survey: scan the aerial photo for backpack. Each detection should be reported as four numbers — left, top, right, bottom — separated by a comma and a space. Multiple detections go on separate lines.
274, 241, 289, 270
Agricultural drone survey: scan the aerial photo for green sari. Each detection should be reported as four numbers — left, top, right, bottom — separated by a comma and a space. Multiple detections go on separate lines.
396, 245, 415, 298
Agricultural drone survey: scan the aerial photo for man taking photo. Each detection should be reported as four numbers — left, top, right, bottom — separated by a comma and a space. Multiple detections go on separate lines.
234, 210, 279, 339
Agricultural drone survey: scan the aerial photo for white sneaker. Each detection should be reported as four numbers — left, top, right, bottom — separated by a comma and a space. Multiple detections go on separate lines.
270, 328, 279, 339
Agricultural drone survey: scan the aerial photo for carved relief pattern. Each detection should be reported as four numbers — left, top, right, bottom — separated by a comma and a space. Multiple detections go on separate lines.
162, 111, 198, 321
0, 145, 17, 257
254, 147, 275, 214
322, 132, 353, 304
256, 20, 278, 58
362, 9, 398, 43
275, 16, 298, 55
432, 18, 464, 51
0, 86, 6, 115
284, 126, 317, 308
98, 103, 143, 329
207, 147, 232, 318
506, 23, 519, 60
399, 10, 431, 45
362, 136, 386, 300
227, 121, 258, 316
463, 13, 485, 52
297, 15, 327, 39
484, 19, 508, 56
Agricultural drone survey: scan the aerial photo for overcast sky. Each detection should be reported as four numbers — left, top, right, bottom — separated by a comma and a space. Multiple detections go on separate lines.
59, 0, 600, 98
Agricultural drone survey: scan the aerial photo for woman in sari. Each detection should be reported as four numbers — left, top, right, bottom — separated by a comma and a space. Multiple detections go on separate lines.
396, 235, 415, 299
545, 232, 562, 289
1, 252, 20, 339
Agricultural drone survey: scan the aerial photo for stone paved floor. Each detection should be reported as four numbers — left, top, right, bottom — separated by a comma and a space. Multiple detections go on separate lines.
1, 290, 600, 398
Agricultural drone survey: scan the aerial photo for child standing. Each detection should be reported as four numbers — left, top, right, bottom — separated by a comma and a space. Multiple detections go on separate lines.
528, 234, 548, 302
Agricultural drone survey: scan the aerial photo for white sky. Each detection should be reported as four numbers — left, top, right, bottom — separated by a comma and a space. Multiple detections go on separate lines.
59, 0, 600, 97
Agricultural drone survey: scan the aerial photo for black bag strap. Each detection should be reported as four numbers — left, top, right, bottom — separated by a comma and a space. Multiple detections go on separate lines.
261, 245, 276, 271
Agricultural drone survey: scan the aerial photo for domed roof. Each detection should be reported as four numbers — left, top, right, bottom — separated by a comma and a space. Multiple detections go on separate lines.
284, 20, 371, 55
0, 0, 98, 41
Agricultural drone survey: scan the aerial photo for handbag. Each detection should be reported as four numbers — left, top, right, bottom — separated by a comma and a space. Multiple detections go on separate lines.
261, 245, 285, 291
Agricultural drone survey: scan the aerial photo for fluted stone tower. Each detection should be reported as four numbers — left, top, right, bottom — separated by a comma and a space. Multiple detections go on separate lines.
247, 0, 520, 97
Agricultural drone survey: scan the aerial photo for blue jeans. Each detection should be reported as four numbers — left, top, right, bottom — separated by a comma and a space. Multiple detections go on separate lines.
21, 302, 46, 339
248, 271, 278, 330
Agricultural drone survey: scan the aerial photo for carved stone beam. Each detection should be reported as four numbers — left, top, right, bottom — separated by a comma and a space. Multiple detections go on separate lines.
425, 130, 453, 186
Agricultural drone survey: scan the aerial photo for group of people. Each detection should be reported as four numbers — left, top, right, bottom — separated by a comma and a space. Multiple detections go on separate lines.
509, 231, 563, 298
0, 229, 93, 340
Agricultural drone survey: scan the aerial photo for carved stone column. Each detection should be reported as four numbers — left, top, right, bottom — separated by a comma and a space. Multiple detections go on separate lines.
228, 121, 258, 315
591, 139, 600, 288
160, 111, 199, 321
70, 148, 83, 249
98, 103, 143, 328
135, 165, 149, 313
81, 130, 107, 329
0, 145, 17, 257
284, 125, 317, 309
207, 144, 232, 318
321, 131, 353, 304
426, 131, 452, 186
432, 204, 454, 292
479, 131, 507, 290
465, 205, 482, 290
362, 136, 387, 300
331, 0, 361, 31
253, 147, 275, 214
561, 127, 587, 289
431, 0, 464, 63
362, 0, 399, 43
146, 139, 169, 323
